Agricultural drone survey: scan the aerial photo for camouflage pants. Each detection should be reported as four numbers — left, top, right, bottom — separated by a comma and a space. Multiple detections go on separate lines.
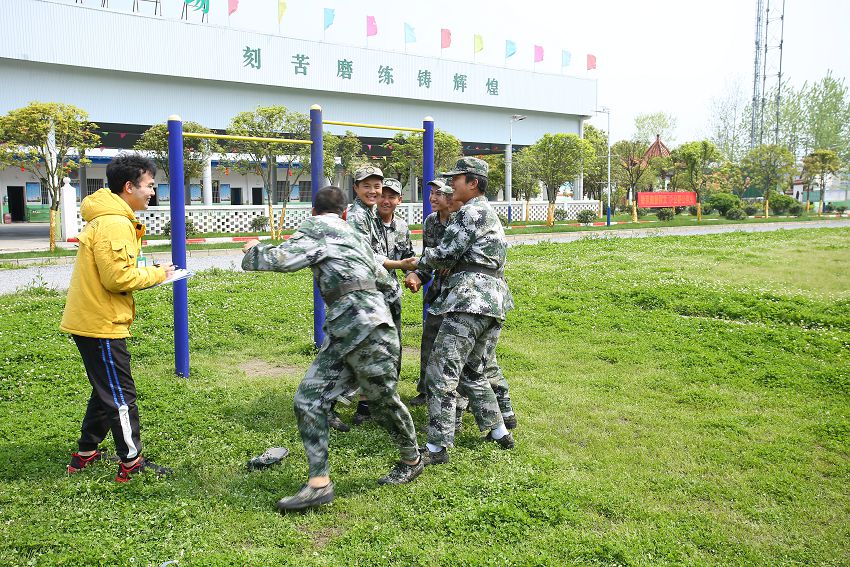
390, 298, 402, 375
294, 323, 419, 478
425, 312, 505, 448
419, 312, 513, 418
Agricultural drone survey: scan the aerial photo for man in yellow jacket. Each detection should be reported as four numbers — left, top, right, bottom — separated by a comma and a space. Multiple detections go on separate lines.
60, 154, 175, 482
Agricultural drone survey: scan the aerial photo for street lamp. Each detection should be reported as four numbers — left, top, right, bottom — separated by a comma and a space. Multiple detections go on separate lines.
505, 114, 526, 224
596, 107, 612, 226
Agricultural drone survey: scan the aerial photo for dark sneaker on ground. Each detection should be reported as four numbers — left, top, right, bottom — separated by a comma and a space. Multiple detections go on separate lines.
484, 431, 515, 449
67, 449, 105, 473
352, 401, 371, 425
115, 457, 172, 482
419, 446, 449, 466
277, 482, 335, 513
328, 411, 350, 432
247, 447, 290, 470
409, 393, 427, 406
503, 414, 517, 430
378, 458, 424, 485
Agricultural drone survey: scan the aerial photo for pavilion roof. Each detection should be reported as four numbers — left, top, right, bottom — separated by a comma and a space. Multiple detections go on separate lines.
644, 134, 671, 161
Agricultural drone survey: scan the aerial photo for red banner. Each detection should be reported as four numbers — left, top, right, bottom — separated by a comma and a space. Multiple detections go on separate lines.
637, 191, 697, 208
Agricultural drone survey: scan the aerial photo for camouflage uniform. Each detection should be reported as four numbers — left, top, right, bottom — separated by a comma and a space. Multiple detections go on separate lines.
242, 214, 418, 477
420, 160, 515, 448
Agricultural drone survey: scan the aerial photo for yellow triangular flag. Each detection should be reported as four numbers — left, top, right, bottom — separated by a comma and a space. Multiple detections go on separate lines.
474, 34, 484, 53
278, 0, 287, 23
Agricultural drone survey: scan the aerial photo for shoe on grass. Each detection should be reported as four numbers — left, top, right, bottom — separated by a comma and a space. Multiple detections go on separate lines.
115, 457, 172, 482
67, 449, 106, 473
328, 411, 351, 432
352, 401, 371, 426
409, 393, 427, 406
277, 482, 335, 513
484, 431, 515, 450
419, 446, 449, 466
378, 458, 424, 485
503, 414, 517, 430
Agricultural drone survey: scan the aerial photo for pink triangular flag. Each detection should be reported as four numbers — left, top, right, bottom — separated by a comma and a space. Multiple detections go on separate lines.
366, 15, 378, 37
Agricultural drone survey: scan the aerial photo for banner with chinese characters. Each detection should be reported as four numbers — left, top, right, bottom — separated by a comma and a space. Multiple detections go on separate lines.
637, 192, 697, 208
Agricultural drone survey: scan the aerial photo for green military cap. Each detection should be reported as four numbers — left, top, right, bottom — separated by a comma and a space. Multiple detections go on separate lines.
442, 156, 488, 178
382, 177, 403, 195
427, 179, 454, 194
353, 164, 384, 182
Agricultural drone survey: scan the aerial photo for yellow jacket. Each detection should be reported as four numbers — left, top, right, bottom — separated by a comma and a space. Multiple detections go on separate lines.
60, 188, 166, 338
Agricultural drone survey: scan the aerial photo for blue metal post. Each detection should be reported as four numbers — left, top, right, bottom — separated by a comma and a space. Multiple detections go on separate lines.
167, 115, 190, 378
421, 117, 435, 321
309, 105, 326, 348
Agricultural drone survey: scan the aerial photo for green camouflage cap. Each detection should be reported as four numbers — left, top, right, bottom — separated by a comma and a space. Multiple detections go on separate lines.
427, 179, 454, 194
442, 157, 489, 178
353, 164, 384, 182
382, 177, 403, 195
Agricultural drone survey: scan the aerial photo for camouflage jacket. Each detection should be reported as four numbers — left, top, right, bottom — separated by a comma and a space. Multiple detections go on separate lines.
419, 196, 513, 320
242, 214, 399, 351
379, 213, 415, 279
347, 197, 401, 297
415, 211, 453, 305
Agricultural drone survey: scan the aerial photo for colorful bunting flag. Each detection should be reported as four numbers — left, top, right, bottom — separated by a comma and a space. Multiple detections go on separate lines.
587, 53, 597, 70
474, 34, 484, 53
404, 23, 416, 43
505, 40, 516, 59
366, 15, 378, 37
227, 0, 238, 16
278, 0, 286, 22
561, 50, 572, 67
534, 45, 544, 63
441, 28, 452, 49
323, 7, 334, 30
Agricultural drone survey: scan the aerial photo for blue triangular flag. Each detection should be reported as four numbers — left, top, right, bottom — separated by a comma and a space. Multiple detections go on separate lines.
561, 50, 572, 67
324, 8, 335, 30
505, 40, 516, 59
404, 22, 416, 43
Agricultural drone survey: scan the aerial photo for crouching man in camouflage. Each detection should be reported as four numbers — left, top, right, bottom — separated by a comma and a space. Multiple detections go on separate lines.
242, 186, 423, 512
412, 158, 515, 465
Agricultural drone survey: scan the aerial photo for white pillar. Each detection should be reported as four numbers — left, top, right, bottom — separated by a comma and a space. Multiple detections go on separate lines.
59, 177, 78, 241
202, 158, 213, 205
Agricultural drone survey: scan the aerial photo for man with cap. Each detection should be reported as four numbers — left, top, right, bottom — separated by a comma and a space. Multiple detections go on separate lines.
345, 166, 416, 426
411, 158, 516, 465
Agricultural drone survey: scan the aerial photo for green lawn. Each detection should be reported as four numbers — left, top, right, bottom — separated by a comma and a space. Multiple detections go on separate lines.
1, 229, 848, 565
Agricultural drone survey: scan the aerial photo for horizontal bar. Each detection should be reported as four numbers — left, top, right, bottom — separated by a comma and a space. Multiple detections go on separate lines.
323, 120, 425, 133
183, 132, 313, 145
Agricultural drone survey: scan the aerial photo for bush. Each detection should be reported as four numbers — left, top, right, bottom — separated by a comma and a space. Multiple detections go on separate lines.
788, 203, 803, 216
725, 207, 746, 220
674, 206, 686, 215
656, 208, 675, 221
162, 218, 197, 237
497, 213, 509, 227
553, 209, 569, 221
744, 205, 759, 216
769, 194, 797, 215
838, 206, 848, 214
250, 215, 269, 232
824, 203, 835, 213
576, 209, 597, 224
688, 205, 698, 216
707, 192, 741, 215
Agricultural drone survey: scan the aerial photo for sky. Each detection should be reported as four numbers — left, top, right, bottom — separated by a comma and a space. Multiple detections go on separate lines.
65, 0, 850, 145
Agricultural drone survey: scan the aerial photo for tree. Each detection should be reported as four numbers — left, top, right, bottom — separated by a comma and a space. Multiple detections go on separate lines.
677, 140, 722, 220
225, 106, 309, 238
611, 139, 650, 207
527, 133, 595, 225
634, 112, 678, 146
134, 121, 219, 201
382, 129, 461, 189
708, 78, 749, 162
581, 124, 609, 202
741, 144, 795, 217
474, 154, 504, 199
512, 148, 540, 219
803, 72, 850, 163
0, 102, 101, 250
802, 149, 842, 215
330, 130, 366, 187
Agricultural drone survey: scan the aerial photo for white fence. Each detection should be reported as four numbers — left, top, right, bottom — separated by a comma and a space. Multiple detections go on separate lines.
76, 200, 600, 235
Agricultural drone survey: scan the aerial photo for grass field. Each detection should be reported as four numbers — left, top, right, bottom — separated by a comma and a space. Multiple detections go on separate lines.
1, 228, 848, 565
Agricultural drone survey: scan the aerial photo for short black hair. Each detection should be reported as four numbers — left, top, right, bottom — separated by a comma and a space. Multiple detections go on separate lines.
465, 173, 487, 194
314, 186, 347, 215
106, 154, 157, 195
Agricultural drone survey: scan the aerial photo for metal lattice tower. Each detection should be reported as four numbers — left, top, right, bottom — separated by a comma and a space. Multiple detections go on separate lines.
750, 0, 786, 148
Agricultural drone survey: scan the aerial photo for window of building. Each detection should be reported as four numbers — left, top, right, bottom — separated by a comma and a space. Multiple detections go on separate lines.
275, 180, 288, 204
212, 180, 220, 204
41, 184, 49, 205
298, 181, 312, 203
86, 178, 103, 197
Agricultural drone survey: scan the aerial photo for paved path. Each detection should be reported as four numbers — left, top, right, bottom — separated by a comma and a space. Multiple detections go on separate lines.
2, 219, 848, 295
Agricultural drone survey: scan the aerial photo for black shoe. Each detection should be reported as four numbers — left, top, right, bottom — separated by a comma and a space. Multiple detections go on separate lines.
67, 449, 106, 473
277, 482, 335, 513
115, 457, 172, 482
409, 393, 427, 406
503, 414, 517, 430
484, 431, 515, 449
328, 411, 351, 432
419, 446, 449, 466
353, 401, 371, 425
378, 458, 424, 485
247, 447, 290, 470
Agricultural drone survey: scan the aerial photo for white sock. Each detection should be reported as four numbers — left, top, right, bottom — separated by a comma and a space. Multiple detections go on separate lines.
490, 424, 509, 439
426, 443, 443, 454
